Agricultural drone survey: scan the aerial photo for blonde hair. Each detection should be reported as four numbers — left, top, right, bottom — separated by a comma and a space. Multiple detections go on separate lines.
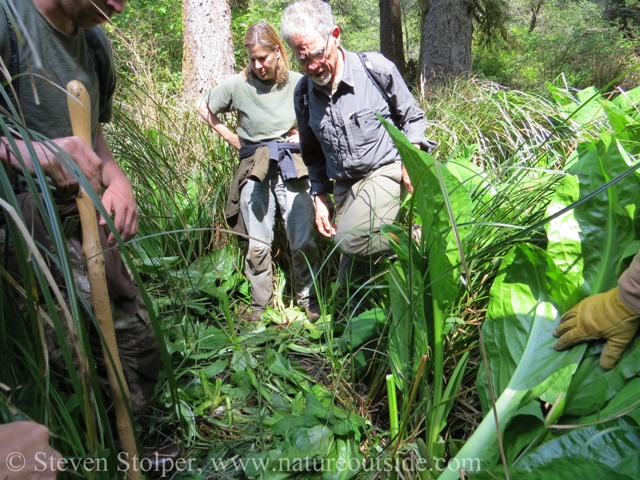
243, 23, 290, 85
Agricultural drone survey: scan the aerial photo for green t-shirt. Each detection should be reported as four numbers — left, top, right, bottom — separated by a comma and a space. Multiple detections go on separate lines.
204, 72, 303, 145
0, 0, 116, 143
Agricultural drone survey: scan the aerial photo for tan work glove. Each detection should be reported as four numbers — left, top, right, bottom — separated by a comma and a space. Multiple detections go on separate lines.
553, 287, 640, 370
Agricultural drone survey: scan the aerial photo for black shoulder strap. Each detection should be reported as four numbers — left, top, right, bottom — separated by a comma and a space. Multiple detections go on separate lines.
357, 52, 400, 127
357, 52, 437, 153
1, 11, 20, 112
83, 28, 105, 111
300, 75, 311, 110
298, 75, 314, 122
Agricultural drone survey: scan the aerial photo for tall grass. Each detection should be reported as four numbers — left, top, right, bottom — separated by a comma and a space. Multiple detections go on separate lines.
364, 77, 610, 466
0, 100, 146, 478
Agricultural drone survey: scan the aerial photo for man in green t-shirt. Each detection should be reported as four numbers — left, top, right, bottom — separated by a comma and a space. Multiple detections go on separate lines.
0, 0, 160, 452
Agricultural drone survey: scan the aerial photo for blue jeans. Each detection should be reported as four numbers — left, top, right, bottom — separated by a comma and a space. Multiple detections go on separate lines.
240, 162, 319, 310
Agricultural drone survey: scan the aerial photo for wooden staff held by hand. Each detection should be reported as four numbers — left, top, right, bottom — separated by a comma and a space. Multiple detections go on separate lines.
66, 80, 141, 480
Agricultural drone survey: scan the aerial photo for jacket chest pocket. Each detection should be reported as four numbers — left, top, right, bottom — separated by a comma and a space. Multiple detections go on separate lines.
309, 116, 338, 161
344, 104, 389, 156
310, 114, 326, 137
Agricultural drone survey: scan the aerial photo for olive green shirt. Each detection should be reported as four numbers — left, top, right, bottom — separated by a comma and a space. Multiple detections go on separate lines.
203, 72, 303, 146
0, 0, 115, 143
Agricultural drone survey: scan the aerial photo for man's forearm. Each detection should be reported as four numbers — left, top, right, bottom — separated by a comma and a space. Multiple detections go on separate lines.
101, 156, 131, 190
95, 125, 129, 189
0, 135, 103, 193
1, 137, 44, 176
94, 125, 139, 242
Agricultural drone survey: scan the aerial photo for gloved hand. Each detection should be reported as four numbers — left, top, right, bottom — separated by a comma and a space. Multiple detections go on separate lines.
553, 287, 640, 370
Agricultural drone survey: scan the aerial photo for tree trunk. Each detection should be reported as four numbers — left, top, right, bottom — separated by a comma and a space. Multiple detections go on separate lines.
419, 0, 473, 85
182, 0, 235, 99
528, 0, 545, 33
380, 0, 406, 74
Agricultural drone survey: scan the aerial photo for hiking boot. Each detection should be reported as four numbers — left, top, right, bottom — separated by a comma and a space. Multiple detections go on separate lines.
305, 303, 321, 321
143, 443, 181, 477
244, 308, 265, 322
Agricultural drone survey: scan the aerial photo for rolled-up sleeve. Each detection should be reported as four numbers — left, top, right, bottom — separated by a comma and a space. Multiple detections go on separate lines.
294, 79, 331, 195
619, 251, 640, 314
204, 77, 235, 115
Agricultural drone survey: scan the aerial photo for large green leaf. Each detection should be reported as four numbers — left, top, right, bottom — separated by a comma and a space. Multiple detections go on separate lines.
562, 338, 640, 416
265, 349, 314, 395
510, 418, 640, 477
383, 120, 473, 457
552, 86, 605, 129
304, 394, 365, 439
609, 85, 640, 150
575, 375, 640, 426
445, 147, 496, 205
383, 120, 471, 310
170, 245, 238, 297
440, 244, 584, 479
544, 174, 588, 308
546, 135, 638, 298
597, 133, 640, 209
383, 229, 428, 399
339, 308, 386, 378
501, 412, 545, 465
471, 456, 635, 480
476, 244, 582, 413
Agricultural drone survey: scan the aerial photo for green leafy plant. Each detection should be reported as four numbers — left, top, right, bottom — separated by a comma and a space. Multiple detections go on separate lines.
441, 84, 640, 478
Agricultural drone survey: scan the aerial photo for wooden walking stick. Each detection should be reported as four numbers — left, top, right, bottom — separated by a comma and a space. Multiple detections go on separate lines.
66, 80, 141, 480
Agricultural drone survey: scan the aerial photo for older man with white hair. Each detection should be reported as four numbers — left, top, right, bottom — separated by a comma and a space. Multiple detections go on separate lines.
281, 0, 427, 297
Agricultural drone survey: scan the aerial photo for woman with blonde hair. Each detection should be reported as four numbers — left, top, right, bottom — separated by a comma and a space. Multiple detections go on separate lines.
197, 22, 319, 321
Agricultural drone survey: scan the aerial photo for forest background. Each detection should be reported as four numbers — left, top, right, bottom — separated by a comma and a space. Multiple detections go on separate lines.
2, 0, 640, 479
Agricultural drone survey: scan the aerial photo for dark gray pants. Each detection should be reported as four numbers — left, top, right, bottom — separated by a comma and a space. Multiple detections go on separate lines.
1, 226, 160, 417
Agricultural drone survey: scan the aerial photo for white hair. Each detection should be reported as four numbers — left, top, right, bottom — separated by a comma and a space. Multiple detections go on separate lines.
281, 0, 335, 46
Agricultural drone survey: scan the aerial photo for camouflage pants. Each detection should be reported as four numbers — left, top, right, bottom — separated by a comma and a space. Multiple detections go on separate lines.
1, 227, 161, 417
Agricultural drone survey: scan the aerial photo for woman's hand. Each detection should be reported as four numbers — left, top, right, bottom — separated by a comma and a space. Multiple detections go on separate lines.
196, 96, 241, 150
287, 128, 299, 143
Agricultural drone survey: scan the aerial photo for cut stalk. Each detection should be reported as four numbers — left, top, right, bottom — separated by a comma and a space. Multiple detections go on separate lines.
426, 280, 445, 459
67, 80, 141, 480
437, 388, 528, 480
387, 374, 399, 443
387, 373, 400, 480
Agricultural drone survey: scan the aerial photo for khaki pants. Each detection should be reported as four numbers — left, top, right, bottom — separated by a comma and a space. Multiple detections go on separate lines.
333, 161, 404, 287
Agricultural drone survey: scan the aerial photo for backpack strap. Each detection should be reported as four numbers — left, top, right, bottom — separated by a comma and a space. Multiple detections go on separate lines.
1, 11, 20, 113
83, 28, 106, 114
357, 52, 400, 127
299, 75, 312, 113
357, 52, 437, 153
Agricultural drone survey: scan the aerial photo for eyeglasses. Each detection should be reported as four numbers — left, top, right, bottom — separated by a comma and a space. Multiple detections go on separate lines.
295, 36, 331, 67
